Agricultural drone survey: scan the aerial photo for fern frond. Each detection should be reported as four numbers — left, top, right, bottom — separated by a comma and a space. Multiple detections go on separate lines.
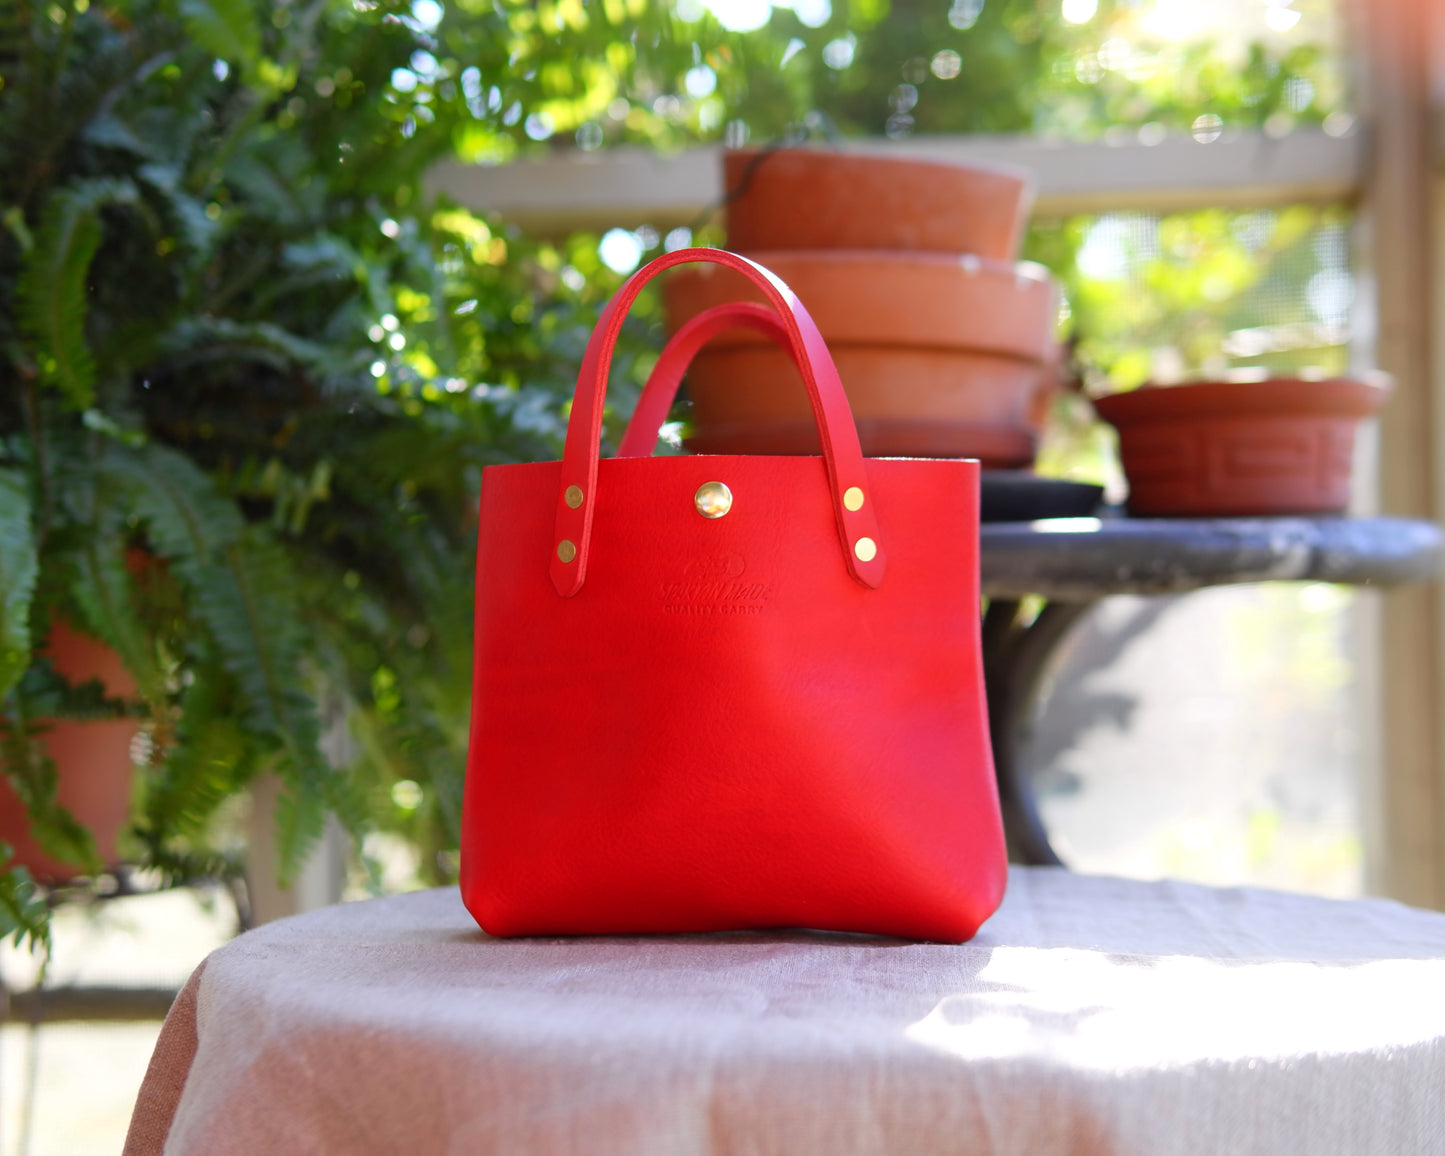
159, 316, 337, 375
70, 533, 166, 708
0, 468, 37, 703
245, 234, 366, 314
0, 860, 49, 953
133, 844, 241, 891
13, 656, 131, 721
107, 446, 347, 880
221, 145, 314, 228
79, 111, 154, 157
272, 776, 326, 888
137, 163, 219, 264
191, 528, 336, 880
197, 530, 317, 743
141, 662, 247, 843
16, 177, 141, 409
103, 442, 244, 572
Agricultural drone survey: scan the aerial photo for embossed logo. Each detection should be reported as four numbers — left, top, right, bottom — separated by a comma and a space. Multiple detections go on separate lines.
682, 554, 746, 580
663, 554, 772, 616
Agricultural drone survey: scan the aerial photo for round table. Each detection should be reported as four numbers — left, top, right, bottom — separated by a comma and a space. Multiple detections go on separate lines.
126, 872, 1445, 1155
977, 515, 1445, 865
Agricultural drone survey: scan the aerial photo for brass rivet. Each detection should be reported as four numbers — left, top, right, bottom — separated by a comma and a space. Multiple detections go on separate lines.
843, 486, 865, 512
557, 539, 577, 563
694, 481, 733, 519
564, 485, 584, 509
854, 536, 877, 563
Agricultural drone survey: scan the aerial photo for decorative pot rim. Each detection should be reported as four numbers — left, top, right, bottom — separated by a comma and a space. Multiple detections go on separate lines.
666, 251, 1058, 360
1093, 377, 1390, 425
720, 248, 1054, 282
722, 144, 1037, 189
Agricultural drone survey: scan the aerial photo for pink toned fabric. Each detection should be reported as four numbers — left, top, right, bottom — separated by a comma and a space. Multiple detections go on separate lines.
128, 868, 1445, 1155
123, 963, 204, 1156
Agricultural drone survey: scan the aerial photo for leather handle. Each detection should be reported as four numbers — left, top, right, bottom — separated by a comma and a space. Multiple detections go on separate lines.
550, 247, 886, 597
618, 302, 789, 458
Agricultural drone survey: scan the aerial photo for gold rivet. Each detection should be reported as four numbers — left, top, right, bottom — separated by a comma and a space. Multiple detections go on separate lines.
564, 485, 584, 509
843, 486, 865, 512
557, 539, 577, 563
694, 481, 733, 519
854, 537, 877, 563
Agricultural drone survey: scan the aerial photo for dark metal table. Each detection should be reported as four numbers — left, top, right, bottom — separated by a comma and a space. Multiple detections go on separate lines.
978, 515, 1445, 866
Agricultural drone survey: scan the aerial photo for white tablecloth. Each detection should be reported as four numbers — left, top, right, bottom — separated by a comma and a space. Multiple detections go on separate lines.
126, 868, 1445, 1155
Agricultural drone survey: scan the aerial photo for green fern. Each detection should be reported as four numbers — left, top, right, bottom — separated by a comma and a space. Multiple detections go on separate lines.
159, 317, 339, 377
133, 844, 241, 892
104, 442, 245, 569
141, 665, 248, 843
107, 444, 356, 882
193, 530, 331, 880
193, 539, 312, 749
16, 178, 141, 409
137, 163, 220, 265
0, 858, 49, 952
272, 775, 327, 888
0, 0, 617, 912
70, 533, 167, 709
14, 656, 131, 721
0, 468, 37, 703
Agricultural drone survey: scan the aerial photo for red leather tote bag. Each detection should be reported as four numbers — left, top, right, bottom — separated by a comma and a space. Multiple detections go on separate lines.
461, 248, 1006, 942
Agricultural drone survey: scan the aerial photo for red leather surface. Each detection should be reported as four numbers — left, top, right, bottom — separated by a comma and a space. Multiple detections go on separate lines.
462, 248, 1006, 942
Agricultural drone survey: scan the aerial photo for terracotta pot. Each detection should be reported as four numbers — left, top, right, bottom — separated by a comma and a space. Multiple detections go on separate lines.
0, 620, 139, 881
1093, 377, 1389, 517
724, 149, 1035, 260
664, 251, 1059, 467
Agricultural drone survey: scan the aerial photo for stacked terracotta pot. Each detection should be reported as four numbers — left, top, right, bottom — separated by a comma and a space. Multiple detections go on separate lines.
664, 149, 1060, 467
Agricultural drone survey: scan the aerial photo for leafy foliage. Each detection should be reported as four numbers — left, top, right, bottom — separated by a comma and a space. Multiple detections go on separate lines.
0, 467, 37, 702
406, 0, 1341, 158
16, 179, 143, 408
0, 852, 48, 951
0, 0, 668, 929
1026, 204, 1352, 395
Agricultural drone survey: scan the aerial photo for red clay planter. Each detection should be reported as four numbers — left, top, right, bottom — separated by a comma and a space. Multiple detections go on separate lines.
723, 149, 1035, 261
665, 251, 1059, 467
0, 620, 139, 881
1093, 377, 1389, 517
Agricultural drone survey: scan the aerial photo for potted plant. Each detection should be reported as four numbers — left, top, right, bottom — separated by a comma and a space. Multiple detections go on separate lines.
0, 0, 657, 946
